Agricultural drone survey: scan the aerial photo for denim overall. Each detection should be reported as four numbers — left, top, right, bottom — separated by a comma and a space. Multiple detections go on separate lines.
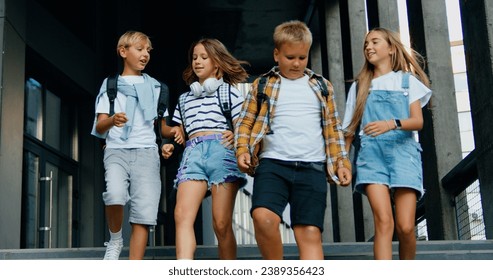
354, 72, 424, 199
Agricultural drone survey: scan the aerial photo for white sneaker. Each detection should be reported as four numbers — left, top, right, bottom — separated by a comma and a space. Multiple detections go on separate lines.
103, 239, 123, 260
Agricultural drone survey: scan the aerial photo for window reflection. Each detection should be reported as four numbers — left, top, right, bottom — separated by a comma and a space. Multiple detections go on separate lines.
25, 78, 43, 140
24, 78, 76, 159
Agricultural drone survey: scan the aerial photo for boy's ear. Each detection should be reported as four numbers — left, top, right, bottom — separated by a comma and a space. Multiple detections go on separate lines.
273, 48, 279, 62
118, 47, 127, 58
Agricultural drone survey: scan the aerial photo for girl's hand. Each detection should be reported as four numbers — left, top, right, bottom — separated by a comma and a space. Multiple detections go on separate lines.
221, 130, 234, 150
171, 126, 185, 145
363, 120, 395, 137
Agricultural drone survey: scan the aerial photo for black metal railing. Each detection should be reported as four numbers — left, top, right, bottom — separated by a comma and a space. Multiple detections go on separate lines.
442, 149, 485, 240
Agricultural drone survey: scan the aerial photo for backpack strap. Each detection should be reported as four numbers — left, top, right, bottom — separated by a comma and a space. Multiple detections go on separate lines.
99, 73, 119, 150
217, 84, 233, 131
157, 82, 169, 120
155, 82, 169, 148
177, 93, 189, 141
256, 76, 267, 113
314, 75, 329, 98
106, 73, 119, 116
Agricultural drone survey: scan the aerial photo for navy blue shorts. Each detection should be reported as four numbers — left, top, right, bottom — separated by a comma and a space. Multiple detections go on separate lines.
251, 158, 328, 232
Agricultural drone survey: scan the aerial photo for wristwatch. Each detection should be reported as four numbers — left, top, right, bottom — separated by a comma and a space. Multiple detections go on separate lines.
394, 119, 402, 130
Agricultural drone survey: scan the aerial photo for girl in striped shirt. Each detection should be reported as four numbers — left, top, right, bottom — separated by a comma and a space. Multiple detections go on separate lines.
162, 38, 249, 260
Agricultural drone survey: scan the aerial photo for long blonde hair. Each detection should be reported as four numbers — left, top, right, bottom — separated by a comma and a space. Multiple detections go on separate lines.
345, 27, 430, 136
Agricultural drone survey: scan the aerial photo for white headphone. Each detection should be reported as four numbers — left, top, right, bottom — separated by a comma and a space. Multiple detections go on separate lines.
190, 77, 224, 97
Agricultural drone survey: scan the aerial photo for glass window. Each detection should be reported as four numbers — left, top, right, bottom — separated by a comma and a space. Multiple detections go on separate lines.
25, 78, 43, 140
45, 90, 61, 150
24, 78, 77, 159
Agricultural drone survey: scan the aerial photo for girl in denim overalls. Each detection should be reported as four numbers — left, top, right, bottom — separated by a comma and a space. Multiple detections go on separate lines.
342, 28, 432, 260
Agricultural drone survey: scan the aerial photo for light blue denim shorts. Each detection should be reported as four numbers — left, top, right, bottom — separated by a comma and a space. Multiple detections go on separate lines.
354, 138, 424, 200
103, 147, 161, 225
174, 134, 247, 189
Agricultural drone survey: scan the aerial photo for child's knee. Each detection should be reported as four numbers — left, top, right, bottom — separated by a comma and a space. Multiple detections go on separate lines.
102, 189, 127, 205
252, 208, 280, 230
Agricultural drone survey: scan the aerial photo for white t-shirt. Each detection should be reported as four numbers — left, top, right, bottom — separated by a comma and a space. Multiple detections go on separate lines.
342, 71, 432, 134
261, 75, 326, 162
95, 75, 167, 148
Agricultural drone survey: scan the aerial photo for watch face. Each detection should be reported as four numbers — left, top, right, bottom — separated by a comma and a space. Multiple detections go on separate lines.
396, 119, 402, 128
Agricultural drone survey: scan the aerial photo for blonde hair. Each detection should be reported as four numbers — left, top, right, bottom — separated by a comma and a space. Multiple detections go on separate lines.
116, 31, 153, 56
273, 20, 312, 49
183, 38, 249, 86
345, 27, 430, 136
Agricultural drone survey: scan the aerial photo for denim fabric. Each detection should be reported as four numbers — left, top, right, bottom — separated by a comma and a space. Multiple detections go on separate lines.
354, 73, 425, 199
102, 147, 161, 225
355, 138, 424, 199
251, 158, 327, 232
174, 134, 247, 190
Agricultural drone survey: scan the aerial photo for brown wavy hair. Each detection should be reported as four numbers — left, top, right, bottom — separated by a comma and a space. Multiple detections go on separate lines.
182, 38, 249, 86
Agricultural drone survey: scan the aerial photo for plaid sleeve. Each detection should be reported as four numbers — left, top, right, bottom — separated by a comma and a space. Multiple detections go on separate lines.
324, 80, 352, 181
235, 79, 261, 157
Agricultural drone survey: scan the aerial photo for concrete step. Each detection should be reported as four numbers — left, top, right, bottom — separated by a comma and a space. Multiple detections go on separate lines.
1, 240, 492, 260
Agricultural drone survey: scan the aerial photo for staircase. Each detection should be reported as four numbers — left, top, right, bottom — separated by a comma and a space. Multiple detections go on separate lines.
1, 240, 493, 260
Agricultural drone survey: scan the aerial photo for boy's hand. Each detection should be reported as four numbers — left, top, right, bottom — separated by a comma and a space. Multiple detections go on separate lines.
221, 130, 234, 150
337, 167, 352, 186
112, 112, 128, 127
237, 153, 252, 174
161, 143, 174, 159
171, 126, 185, 145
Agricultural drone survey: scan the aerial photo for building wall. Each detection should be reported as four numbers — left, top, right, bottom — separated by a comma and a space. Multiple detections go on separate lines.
0, 0, 27, 249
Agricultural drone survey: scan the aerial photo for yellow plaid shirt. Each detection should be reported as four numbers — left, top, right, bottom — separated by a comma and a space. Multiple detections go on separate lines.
234, 67, 351, 185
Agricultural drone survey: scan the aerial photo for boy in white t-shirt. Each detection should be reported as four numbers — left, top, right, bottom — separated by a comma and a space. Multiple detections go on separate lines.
91, 31, 182, 260
235, 20, 351, 260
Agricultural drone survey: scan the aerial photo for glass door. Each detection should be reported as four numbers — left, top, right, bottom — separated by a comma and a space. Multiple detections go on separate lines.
22, 143, 76, 248
38, 169, 54, 248
21, 77, 79, 249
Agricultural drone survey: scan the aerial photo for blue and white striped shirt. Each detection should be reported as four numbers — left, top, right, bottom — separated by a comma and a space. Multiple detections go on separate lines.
172, 83, 244, 136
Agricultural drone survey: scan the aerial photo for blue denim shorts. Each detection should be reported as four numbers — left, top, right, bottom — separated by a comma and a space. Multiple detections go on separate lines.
174, 134, 247, 189
251, 158, 327, 232
354, 138, 424, 200
102, 147, 161, 225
